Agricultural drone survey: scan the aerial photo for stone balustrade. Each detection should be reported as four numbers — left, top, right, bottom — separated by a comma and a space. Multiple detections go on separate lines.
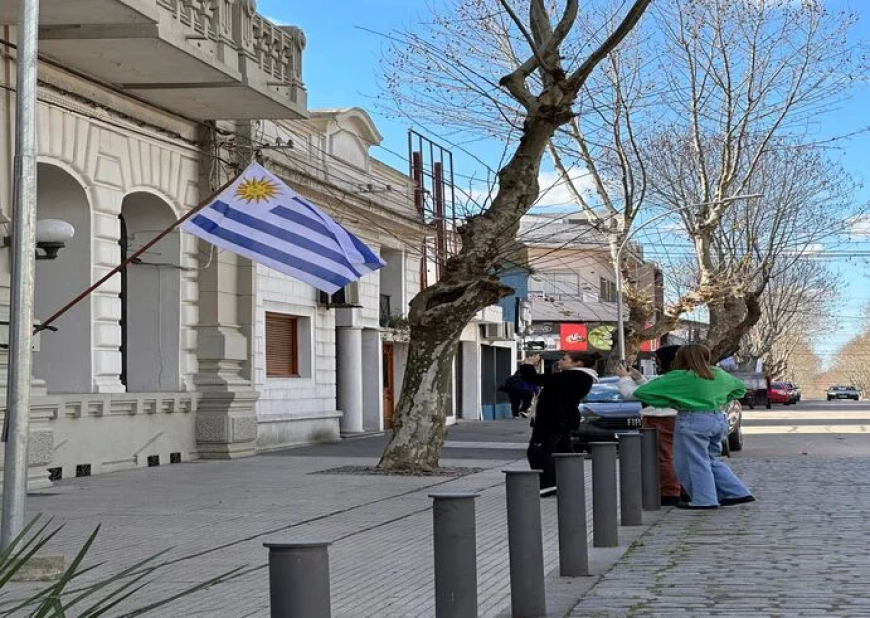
155, 0, 305, 93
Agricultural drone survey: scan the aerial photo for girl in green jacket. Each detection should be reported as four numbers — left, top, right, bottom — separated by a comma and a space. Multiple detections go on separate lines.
633, 345, 754, 510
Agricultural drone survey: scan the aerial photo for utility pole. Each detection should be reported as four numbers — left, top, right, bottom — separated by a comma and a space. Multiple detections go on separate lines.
2, 0, 41, 549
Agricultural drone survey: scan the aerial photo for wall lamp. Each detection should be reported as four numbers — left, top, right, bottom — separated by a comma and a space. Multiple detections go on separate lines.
1, 217, 76, 260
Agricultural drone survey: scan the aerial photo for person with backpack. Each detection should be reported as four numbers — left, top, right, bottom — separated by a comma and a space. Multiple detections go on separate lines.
499, 370, 537, 418
631, 344, 754, 510
520, 351, 600, 496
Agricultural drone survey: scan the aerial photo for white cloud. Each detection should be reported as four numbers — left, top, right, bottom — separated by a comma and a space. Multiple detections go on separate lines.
464, 167, 598, 211
535, 169, 598, 208
782, 243, 825, 258
849, 215, 870, 239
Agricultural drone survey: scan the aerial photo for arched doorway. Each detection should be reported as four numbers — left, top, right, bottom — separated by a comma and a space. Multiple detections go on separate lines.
33, 163, 93, 393
33, 164, 92, 393
119, 192, 181, 392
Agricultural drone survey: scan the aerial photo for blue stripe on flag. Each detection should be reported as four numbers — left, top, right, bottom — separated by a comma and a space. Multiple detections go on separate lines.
209, 201, 363, 277
349, 231, 384, 266
270, 204, 334, 243
285, 197, 381, 267
189, 214, 351, 290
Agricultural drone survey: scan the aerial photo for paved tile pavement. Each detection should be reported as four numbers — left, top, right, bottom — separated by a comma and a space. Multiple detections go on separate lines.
1, 421, 652, 617
568, 455, 870, 617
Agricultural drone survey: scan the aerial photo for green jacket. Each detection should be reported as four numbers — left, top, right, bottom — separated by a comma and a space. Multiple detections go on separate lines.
632, 368, 746, 411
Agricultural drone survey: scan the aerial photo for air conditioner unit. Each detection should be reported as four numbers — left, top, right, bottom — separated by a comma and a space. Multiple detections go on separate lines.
482, 323, 501, 340
318, 282, 361, 308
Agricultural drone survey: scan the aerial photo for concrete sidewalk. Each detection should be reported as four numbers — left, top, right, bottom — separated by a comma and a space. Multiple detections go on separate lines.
569, 455, 870, 616
3, 421, 660, 617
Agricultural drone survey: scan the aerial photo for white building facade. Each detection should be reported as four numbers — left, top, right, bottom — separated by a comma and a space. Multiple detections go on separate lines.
0, 1, 508, 487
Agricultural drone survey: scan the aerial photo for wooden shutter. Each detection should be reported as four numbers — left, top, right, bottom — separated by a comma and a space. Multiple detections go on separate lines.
265, 312, 298, 377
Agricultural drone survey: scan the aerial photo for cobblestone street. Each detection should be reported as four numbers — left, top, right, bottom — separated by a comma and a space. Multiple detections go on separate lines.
570, 403, 870, 617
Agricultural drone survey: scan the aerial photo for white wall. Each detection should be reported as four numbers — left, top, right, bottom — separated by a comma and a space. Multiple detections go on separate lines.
379, 249, 405, 318
254, 264, 341, 448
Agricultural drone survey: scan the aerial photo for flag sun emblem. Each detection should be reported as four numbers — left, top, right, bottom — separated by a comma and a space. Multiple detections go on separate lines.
235, 176, 280, 204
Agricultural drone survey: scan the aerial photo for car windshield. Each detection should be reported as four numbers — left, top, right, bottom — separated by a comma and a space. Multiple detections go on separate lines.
584, 385, 624, 403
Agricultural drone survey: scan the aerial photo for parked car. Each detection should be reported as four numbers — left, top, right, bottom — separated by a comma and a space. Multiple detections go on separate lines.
788, 383, 802, 403
827, 385, 860, 401
731, 372, 771, 410
572, 377, 642, 452
572, 377, 743, 456
768, 382, 795, 405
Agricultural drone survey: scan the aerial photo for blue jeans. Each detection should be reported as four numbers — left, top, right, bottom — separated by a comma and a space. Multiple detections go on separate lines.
674, 411, 750, 507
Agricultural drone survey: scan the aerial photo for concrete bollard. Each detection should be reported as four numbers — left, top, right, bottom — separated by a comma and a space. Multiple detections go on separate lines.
554, 453, 589, 577
590, 442, 618, 548
503, 469, 546, 618
617, 433, 643, 526
430, 492, 479, 618
641, 427, 661, 511
263, 540, 331, 618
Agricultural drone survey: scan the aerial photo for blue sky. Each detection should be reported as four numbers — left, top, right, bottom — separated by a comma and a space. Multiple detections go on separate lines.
262, 0, 870, 364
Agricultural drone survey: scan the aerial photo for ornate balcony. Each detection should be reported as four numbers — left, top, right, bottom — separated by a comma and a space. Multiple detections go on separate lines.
0, 0, 307, 120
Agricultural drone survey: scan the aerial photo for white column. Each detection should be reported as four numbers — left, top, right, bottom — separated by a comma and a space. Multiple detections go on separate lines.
336, 326, 364, 434
460, 342, 482, 420
361, 329, 382, 432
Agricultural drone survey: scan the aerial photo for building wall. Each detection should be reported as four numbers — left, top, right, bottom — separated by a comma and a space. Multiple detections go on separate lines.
527, 248, 616, 301
250, 112, 426, 447
497, 264, 530, 326
0, 72, 206, 480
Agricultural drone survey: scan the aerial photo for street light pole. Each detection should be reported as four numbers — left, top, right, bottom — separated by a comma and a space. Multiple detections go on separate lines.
614, 194, 762, 363
2, 0, 42, 549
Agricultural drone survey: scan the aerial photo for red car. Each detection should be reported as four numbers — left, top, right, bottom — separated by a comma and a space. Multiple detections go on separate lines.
768, 382, 793, 405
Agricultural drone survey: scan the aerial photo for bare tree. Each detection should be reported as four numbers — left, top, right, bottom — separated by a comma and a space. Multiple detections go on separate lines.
376, 0, 652, 472
643, 0, 863, 360
738, 258, 837, 374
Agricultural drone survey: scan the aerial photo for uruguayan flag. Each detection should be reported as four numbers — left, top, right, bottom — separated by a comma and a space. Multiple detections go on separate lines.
182, 162, 385, 294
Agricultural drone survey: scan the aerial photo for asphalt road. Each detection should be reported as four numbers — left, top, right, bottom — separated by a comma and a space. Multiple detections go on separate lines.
276, 398, 870, 461
737, 398, 870, 458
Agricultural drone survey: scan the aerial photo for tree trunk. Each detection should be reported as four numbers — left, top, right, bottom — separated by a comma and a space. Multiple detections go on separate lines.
706, 294, 762, 362
379, 110, 569, 472
376, 325, 462, 472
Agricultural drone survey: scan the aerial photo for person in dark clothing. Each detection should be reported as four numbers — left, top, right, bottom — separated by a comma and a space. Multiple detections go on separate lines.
520, 351, 600, 496
499, 371, 537, 418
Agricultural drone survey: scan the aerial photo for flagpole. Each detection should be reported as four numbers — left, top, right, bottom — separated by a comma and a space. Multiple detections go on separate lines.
35, 170, 242, 335
2, 0, 41, 550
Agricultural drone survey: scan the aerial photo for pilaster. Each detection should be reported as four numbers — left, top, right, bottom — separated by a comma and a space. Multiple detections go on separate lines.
193, 126, 259, 459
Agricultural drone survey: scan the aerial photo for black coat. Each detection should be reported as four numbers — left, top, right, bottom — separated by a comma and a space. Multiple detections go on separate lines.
519, 364, 595, 441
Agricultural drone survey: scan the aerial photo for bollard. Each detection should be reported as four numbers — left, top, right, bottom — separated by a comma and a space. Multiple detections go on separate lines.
617, 433, 643, 526
263, 540, 331, 618
590, 442, 618, 548
641, 427, 661, 511
430, 493, 479, 618
503, 470, 546, 618
554, 453, 589, 576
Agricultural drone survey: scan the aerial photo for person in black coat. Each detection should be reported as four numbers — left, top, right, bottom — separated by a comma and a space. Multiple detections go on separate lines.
520, 351, 600, 495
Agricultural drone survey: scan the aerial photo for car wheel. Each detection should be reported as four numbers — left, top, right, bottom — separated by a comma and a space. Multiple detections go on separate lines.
827, 397, 833, 401
728, 419, 744, 452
